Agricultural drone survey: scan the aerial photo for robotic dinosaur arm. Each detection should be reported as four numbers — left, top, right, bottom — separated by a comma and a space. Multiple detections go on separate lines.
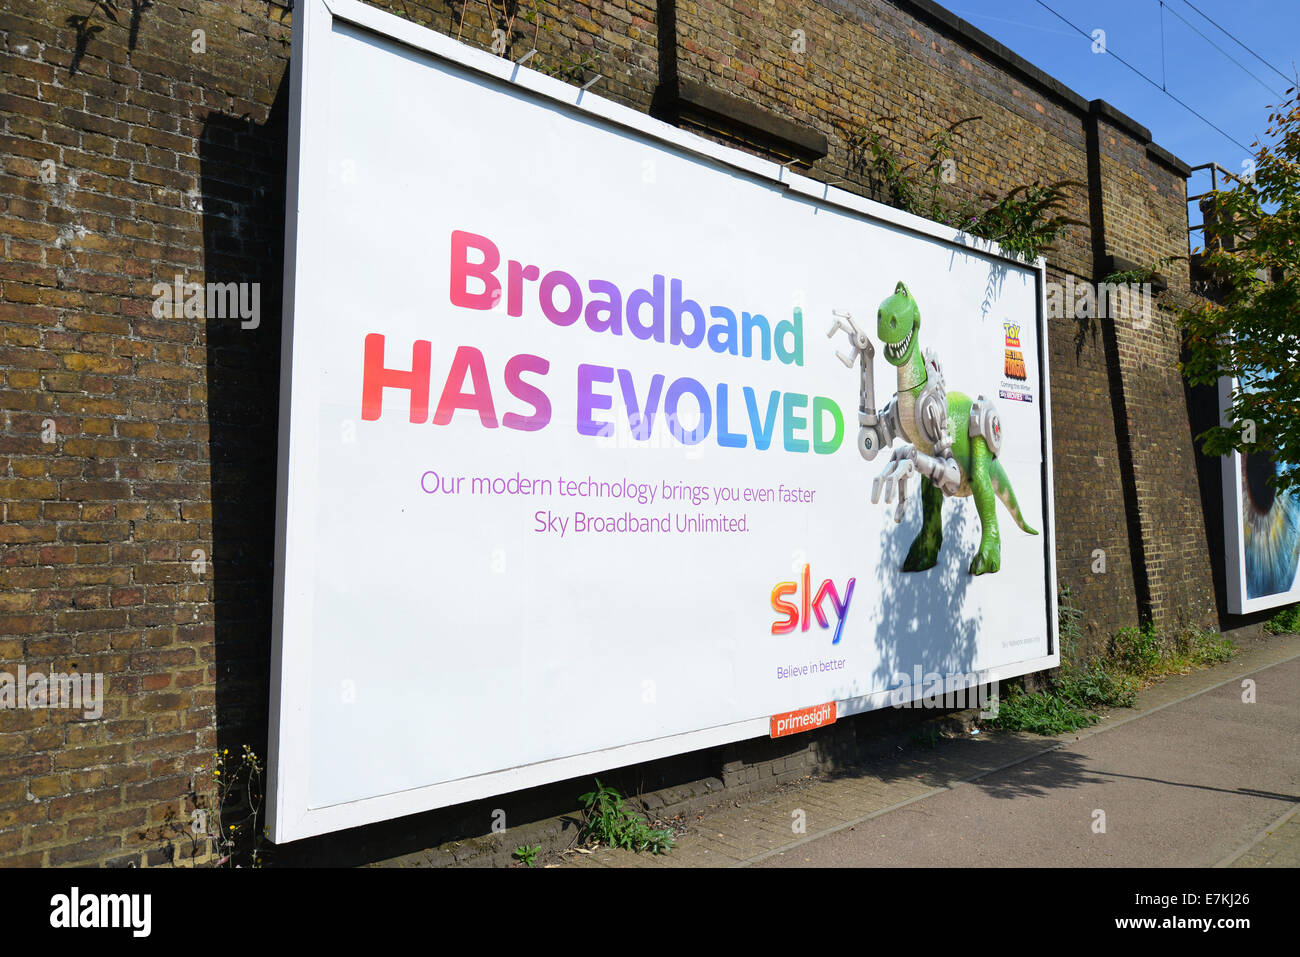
827, 311, 896, 460
829, 315, 963, 523
870, 430, 961, 522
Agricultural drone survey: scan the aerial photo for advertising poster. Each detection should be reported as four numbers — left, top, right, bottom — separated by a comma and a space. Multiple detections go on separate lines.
1219, 375, 1300, 613
268, 0, 1058, 841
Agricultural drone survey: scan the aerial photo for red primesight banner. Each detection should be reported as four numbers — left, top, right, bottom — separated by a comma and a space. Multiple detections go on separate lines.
770, 702, 837, 738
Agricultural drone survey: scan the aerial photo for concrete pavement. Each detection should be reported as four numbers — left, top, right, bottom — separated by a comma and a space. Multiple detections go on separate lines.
558, 632, 1300, 868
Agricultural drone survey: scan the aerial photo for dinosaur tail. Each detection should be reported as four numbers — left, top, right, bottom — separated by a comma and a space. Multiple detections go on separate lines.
990, 460, 1038, 535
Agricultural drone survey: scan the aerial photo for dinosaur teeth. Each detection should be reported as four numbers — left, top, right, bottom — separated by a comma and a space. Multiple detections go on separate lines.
886, 328, 913, 359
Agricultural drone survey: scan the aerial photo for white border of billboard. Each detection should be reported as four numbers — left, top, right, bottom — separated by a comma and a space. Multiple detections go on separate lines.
266, 0, 1059, 843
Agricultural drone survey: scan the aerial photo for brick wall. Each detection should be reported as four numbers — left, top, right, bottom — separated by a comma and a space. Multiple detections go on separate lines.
1091, 116, 1219, 630
0, 0, 1223, 866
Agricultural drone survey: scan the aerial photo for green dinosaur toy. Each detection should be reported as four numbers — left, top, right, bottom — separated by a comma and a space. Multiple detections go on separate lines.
828, 281, 1038, 575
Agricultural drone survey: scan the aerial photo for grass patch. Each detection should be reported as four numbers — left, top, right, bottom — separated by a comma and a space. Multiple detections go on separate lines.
1055, 658, 1140, 710
989, 688, 1099, 735
985, 586, 1237, 735
1057, 588, 1142, 710
1164, 625, 1237, 669
1265, 604, 1300, 635
1112, 624, 1162, 675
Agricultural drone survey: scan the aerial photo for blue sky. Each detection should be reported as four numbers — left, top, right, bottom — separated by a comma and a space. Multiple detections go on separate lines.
947, 0, 1298, 209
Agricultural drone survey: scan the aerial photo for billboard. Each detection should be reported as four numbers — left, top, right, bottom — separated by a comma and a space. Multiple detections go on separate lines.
268, 0, 1057, 842
1219, 376, 1300, 613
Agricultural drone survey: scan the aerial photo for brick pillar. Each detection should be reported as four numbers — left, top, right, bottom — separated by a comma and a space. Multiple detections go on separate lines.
1085, 101, 1218, 632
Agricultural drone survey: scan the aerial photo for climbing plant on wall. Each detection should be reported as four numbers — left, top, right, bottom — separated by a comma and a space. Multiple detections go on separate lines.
845, 115, 1084, 264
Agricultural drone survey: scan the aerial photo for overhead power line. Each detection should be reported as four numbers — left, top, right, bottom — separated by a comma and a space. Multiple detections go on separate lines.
1159, 2, 1167, 89
1033, 0, 1253, 153
1162, 1, 1284, 98
1177, 0, 1294, 87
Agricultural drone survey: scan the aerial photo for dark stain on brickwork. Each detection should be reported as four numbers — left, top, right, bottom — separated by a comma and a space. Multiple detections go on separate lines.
198, 78, 288, 766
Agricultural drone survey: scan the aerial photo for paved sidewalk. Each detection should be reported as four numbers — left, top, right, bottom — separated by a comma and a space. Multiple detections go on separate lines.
557, 633, 1300, 868
1222, 805, 1300, 868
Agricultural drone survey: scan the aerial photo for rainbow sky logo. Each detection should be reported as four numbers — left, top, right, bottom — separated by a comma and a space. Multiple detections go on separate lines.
770, 564, 856, 644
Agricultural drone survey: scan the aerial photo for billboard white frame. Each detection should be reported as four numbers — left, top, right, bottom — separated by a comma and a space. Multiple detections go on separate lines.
267, 0, 1058, 843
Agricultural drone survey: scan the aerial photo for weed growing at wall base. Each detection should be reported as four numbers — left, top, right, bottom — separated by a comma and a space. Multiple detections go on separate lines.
577, 780, 674, 854
194, 745, 267, 867
984, 588, 1108, 732
1054, 659, 1138, 711
1112, 624, 1161, 675
985, 586, 1236, 735
513, 844, 539, 867
987, 688, 1099, 735
1264, 604, 1300, 634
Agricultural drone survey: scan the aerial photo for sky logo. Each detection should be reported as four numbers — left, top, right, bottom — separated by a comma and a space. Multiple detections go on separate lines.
770, 564, 856, 644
